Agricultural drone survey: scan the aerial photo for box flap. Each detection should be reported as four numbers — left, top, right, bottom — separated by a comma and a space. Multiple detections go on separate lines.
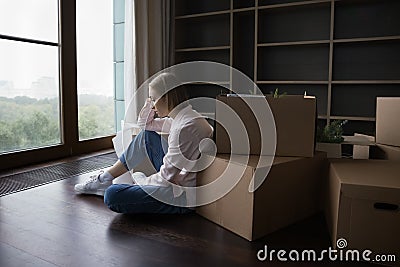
215, 153, 294, 168
376, 144, 400, 161
216, 151, 325, 168
329, 160, 400, 202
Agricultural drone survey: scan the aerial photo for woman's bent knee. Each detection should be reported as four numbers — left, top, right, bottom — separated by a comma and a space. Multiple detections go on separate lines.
104, 185, 122, 211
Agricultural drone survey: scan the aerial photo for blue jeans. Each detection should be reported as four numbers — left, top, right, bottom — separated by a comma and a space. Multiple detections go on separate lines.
104, 130, 193, 214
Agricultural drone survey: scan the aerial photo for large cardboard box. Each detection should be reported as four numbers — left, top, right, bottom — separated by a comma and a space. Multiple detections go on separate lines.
215, 94, 316, 157
325, 160, 400, 263
376, 97, 400, 147
196, 151, 327, 241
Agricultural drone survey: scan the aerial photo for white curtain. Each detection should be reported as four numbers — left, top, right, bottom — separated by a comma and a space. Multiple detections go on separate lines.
113, 0, 173, 156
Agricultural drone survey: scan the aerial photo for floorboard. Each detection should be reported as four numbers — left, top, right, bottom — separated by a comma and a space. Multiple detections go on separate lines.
0, 170, 381, 267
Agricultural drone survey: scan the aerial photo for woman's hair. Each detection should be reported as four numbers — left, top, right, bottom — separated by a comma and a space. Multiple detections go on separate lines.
149, 72, 188, 111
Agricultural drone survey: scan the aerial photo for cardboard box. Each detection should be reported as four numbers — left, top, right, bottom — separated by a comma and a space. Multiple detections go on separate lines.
376, 144, 400, 161
324, 160, 400, 263
215, 94, 316, 157
376, 97, 400, 147
196, 151, 327, 241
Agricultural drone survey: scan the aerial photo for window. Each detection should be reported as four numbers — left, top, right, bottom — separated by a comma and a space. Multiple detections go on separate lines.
76, 0, 115, 140
0, 0, 61, 154
0, 0, 116, 170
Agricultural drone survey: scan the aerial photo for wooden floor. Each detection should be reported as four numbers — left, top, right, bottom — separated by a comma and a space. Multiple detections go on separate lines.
0, 168, 380, 266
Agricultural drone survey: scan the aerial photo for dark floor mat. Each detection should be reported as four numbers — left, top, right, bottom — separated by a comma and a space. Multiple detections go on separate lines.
0, 152, 118, 197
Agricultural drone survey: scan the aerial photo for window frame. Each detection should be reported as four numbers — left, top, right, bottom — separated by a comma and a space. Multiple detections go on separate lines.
0, 0, 114, 171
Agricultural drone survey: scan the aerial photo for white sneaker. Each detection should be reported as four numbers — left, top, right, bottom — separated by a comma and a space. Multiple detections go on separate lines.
74, 171, 112, 196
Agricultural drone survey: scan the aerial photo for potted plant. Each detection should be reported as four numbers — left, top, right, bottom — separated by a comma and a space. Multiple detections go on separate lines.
271, 88, 287, 98
316, 120, 347, 158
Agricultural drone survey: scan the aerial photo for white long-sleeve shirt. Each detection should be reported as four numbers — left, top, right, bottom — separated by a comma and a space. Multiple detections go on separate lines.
134, 101, 213, 197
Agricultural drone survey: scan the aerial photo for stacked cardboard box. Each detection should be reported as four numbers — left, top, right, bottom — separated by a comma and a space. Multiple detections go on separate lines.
196, 94, 326, 241
376, 97, 400, 147
215, 94, 317, 157
197, 152, 326, 241
324, 160, 400, 264
323, 98, 400, 266
343, 98, 400, 160
375, 97, 400, 160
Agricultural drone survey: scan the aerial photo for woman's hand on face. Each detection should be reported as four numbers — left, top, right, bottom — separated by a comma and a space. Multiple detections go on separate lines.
146, 97, 155, 109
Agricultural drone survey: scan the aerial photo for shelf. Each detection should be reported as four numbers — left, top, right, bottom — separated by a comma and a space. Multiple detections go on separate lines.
233, 7, 256, 13
333, 35, 400, 44
233, 0, 255, 9
175, 46, 230, 52
175, 7, 258, 19
341, 120, 376, 136
332, 80, 400, 84
175, 10, 231, 20
233, 11, 255, 83
174, 46, 230, 66
175, 0, 230, 17
258, 40, 330, 47
258, 3, 331, 43
189, 81, 230, 85
333, 40, 400, 80
257, 80, 329, 84
334, 0, 400, 39
175, 0, 400, 136
331, 84, 400, 117
175, 7, 256, 20
330, 116, 376, 122
258, 0, 331, 9
175, 14, 230, 50
174, 49, 230, 65
258, 44, 330, 81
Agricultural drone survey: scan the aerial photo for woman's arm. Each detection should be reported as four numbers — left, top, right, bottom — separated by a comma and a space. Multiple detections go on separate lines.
137, 98, 172, 132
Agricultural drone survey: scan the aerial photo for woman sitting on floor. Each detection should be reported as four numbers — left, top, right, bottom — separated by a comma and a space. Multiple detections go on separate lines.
74, 73, 213, 214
